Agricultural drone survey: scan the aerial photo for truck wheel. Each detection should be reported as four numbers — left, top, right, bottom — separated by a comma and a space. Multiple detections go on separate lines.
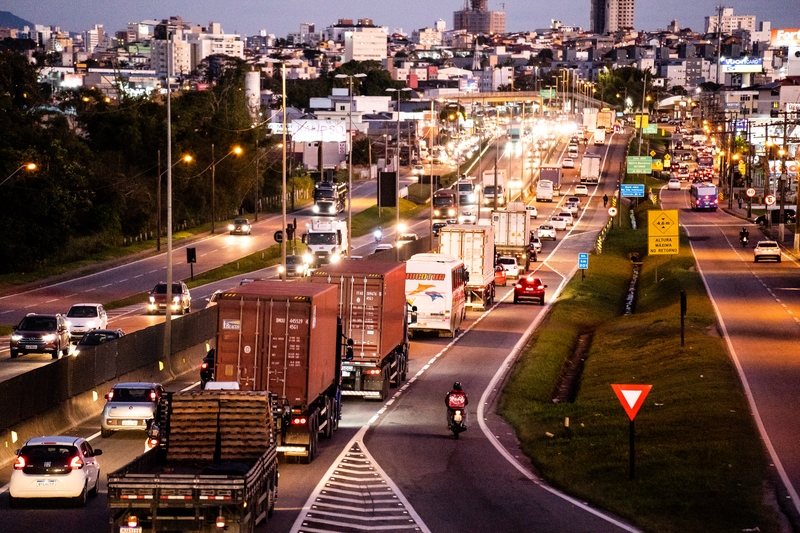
301, 418, 317, 464
401, 357, 408, 381
379, 372, 390, 401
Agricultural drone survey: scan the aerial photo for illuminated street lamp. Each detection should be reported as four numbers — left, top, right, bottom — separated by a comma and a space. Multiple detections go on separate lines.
0, 162, 36, 187
156, 153, 193, 251
385, 87, 413, 260
210, 144, 243, 234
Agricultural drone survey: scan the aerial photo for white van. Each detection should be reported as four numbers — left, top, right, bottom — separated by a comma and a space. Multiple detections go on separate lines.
536, 179, 554, 202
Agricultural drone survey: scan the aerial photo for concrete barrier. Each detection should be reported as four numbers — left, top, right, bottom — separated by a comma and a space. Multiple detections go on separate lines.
0, 340, 210, 469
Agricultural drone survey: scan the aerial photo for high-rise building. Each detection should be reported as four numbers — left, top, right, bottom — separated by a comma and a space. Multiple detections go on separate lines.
454, 0, 505, 35
704, 7, 756, 35
590, 0, 635, 34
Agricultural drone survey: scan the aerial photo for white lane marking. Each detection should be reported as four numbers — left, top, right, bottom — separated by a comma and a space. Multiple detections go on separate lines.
684, 224, 800, 518
289, 428, 431, 533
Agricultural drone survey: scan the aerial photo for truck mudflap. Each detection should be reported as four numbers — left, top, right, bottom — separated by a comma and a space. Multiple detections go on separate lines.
270, 387, 340, 463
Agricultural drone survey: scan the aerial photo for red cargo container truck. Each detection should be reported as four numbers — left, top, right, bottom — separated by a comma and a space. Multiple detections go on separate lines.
214, 282, 343, 463
309, 259, 409, 400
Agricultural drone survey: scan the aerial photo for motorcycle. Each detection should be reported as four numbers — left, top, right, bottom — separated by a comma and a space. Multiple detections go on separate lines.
740, 235, 749, 247
448, 408, 467, 439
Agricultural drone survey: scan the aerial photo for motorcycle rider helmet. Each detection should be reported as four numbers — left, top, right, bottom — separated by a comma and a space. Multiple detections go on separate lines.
453, 381, 462, 390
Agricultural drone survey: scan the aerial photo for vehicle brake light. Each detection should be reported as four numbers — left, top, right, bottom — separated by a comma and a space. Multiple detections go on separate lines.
150, 391, 157, 401
106, 391, 114, 400
69, 456, 83, 469
14, 456, 26, 470
291, 417, 307, 425
201, 362, 209, 370
366, 369, 382, 376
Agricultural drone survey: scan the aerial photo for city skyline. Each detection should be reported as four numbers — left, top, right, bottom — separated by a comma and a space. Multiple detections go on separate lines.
2, 0, 799, 39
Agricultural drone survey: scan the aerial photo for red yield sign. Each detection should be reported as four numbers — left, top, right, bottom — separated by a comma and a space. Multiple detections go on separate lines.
611, 384, 652, 421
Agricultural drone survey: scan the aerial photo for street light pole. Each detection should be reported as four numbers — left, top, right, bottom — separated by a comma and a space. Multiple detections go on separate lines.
211, 142, 216, 233
0, 162, 36, 188
335, 73, 366, 256
386, 87, 412, 257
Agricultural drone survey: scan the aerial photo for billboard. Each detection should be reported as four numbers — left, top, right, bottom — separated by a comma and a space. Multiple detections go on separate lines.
721, 57, 763, 73
771, 28, 800, 47
292, 120, 347, 142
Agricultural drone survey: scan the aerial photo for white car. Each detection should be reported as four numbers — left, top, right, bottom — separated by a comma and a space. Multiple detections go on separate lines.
101, 382, 164, 438
397, 233, 419, 247
9, 436, 102, 507
574, 185, 589, 196
753, 240, 781, 263
550, 216, 567, 230
496, 256, 522, 278
537, 224, 557, 241
529, 235, 543, 253
562, 157, 575, 169
65, 303, 108, 343
412, 164, 425, 176
373, 243, 394, 254
525, 204, 538, 219
557, 212, 574, 226
668, 178, 681, 190
563, 202, 580, 215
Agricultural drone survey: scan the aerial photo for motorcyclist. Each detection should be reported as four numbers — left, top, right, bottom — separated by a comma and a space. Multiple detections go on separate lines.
740, 227, 749, 241
445, 381, 468, 429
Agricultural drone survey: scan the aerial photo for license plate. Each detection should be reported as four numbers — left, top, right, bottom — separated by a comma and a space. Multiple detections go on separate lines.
120, 528, 142, 533
36, 479, 56, 487
341, 365, 354, 372
121, 420, 138, 426
341, 371, 351, 377
26, 345, 38, 350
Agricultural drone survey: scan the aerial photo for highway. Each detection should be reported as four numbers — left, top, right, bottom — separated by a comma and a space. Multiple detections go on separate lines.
661, 184, 800, 520
0, 127, 642, 531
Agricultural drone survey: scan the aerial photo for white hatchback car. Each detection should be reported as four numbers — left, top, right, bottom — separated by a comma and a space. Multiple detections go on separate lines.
525, 204, 538, 219
101, 382, 164, 438
668, 178, 681, 190
562, 158, 575, 168
496, 256, 522, 278
557, 211, 574, 226
754, 240, 781, 263
574, 184, 589, 196
9, 436, 102, 507
537, 224, 557, 240
65, 303, 108, 343
550, 216, 567, 230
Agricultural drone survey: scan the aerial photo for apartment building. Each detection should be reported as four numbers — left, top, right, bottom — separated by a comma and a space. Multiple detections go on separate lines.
344, 25, 388, 62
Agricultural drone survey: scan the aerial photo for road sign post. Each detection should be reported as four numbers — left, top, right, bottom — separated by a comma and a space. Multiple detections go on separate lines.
578, 252, 588, 281
611, 384, 652, 480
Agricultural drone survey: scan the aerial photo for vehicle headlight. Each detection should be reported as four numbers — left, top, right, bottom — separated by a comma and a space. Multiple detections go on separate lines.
242, 225, 250, 231
278, 265, 285, 273
448, 209, 456, 216
312, 205, 320, 213
173, 296, 180, 303
303, 253, 313, 263
434, 209, 441, 216
228, 224, 235, 231
42, 334, 56, 342
86, 320, 97, 329
329, 206, 335, 214
149, 296, 156, 303
295, 265, 304, 273
11, 334, 22, 341
331, 253, 341, 263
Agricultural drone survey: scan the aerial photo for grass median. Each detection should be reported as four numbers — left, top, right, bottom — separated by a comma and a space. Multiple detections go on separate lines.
499, 199, 782, 532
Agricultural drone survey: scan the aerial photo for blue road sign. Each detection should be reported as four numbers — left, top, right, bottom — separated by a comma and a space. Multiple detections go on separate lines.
621, 184, 645, 197
578, 253, 589, 269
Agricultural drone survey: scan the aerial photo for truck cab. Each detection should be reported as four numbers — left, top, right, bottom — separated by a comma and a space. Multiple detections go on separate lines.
302, 219, 348, 267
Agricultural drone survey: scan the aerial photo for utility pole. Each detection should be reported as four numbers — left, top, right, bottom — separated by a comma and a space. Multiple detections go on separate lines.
715, 5, 724, 85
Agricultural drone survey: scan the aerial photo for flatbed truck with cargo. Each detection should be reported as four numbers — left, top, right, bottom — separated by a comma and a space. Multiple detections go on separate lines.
107, 389, 279, 533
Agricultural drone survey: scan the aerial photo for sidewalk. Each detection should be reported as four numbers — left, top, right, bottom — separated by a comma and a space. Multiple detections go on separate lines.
722, 202, 800, 261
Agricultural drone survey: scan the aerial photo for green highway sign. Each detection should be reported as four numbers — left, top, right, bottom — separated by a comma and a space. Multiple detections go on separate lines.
627, 156, 653, 174
540, 89, 556, 99
643, 124, 658, 135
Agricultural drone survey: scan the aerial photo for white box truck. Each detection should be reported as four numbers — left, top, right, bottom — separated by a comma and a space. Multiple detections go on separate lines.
539, 165, 562, 197
492, 202, 531, 271
438, 225, 496, 310
536, 179, 554, 202
580, 154, 601, 185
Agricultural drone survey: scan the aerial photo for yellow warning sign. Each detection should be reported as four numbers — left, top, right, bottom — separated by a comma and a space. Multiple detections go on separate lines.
648, 210, 679, 255
648, 210, 679, 236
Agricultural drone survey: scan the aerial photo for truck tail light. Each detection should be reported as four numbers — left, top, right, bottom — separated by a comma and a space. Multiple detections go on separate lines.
366, 369, 382, 376
291, 417, 307, 425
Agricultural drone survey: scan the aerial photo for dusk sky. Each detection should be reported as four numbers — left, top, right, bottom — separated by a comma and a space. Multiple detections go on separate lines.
3, 0, 799, 38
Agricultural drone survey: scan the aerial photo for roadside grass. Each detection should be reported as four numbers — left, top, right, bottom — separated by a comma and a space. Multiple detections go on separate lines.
499, 199, 781, 533
350, 199, 427, 238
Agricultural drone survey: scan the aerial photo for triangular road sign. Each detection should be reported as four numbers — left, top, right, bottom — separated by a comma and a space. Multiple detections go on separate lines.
611, 384, 652, 421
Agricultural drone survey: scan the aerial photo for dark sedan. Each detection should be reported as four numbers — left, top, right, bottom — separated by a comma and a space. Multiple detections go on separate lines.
73, 328, 125, 357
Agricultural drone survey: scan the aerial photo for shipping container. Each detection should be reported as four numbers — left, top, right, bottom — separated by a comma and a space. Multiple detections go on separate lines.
438, 225, 496, 310
214, 282, 342, 462
492, 206, 531, 271
308, 260, 409, 399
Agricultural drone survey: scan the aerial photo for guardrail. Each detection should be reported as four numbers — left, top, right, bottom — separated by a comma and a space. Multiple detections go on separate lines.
0, 308, 216, 433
